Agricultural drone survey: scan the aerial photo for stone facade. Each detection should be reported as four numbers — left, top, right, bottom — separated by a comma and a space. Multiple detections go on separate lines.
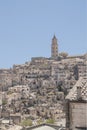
65, 77, 87, 130
66, 100, 87, 130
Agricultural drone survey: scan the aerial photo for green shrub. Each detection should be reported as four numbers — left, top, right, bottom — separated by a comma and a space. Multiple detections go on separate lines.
7, 91, 13, 95
21, 119, 32, 126
2, 99, 7, 105
37, 119, 43, 125
46, 118, 55, 124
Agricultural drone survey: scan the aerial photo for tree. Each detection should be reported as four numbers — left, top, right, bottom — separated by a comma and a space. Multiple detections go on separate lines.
59, 52, 68, 58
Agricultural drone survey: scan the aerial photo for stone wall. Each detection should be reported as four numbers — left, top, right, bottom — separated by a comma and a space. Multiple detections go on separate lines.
66, 101, 87, 130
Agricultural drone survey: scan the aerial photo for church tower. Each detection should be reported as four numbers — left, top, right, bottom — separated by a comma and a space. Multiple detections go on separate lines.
51, 35, 58, 58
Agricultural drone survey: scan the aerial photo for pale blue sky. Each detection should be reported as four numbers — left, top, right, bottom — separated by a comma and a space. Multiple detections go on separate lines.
0, 0, 87, 68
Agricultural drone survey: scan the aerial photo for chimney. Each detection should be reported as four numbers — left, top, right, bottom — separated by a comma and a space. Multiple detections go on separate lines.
77, 86, 82, 100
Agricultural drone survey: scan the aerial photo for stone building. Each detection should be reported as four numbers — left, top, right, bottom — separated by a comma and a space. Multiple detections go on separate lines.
51, 35, 58, 59
65, 77, 87, 130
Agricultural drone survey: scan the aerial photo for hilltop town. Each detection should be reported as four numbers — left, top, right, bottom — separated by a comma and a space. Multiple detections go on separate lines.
0, 35, 87, 130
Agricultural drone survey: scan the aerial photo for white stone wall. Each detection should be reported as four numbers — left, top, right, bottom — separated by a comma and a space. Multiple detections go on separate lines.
70, 102, 87, 130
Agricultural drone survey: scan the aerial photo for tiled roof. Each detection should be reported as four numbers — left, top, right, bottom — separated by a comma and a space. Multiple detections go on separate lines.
66, 77, 87, 101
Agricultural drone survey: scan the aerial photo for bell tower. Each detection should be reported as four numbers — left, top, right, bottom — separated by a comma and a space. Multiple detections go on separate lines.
51, 35, 58, 58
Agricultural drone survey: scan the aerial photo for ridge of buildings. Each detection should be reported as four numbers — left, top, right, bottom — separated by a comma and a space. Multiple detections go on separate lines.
0, 35, 87, 130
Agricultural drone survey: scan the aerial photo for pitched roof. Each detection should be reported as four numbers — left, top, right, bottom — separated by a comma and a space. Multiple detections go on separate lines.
66, 77, 87, 101
52, 35, 57, 40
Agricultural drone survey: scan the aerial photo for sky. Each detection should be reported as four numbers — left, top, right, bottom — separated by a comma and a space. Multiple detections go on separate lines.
0, 0, 87, 68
